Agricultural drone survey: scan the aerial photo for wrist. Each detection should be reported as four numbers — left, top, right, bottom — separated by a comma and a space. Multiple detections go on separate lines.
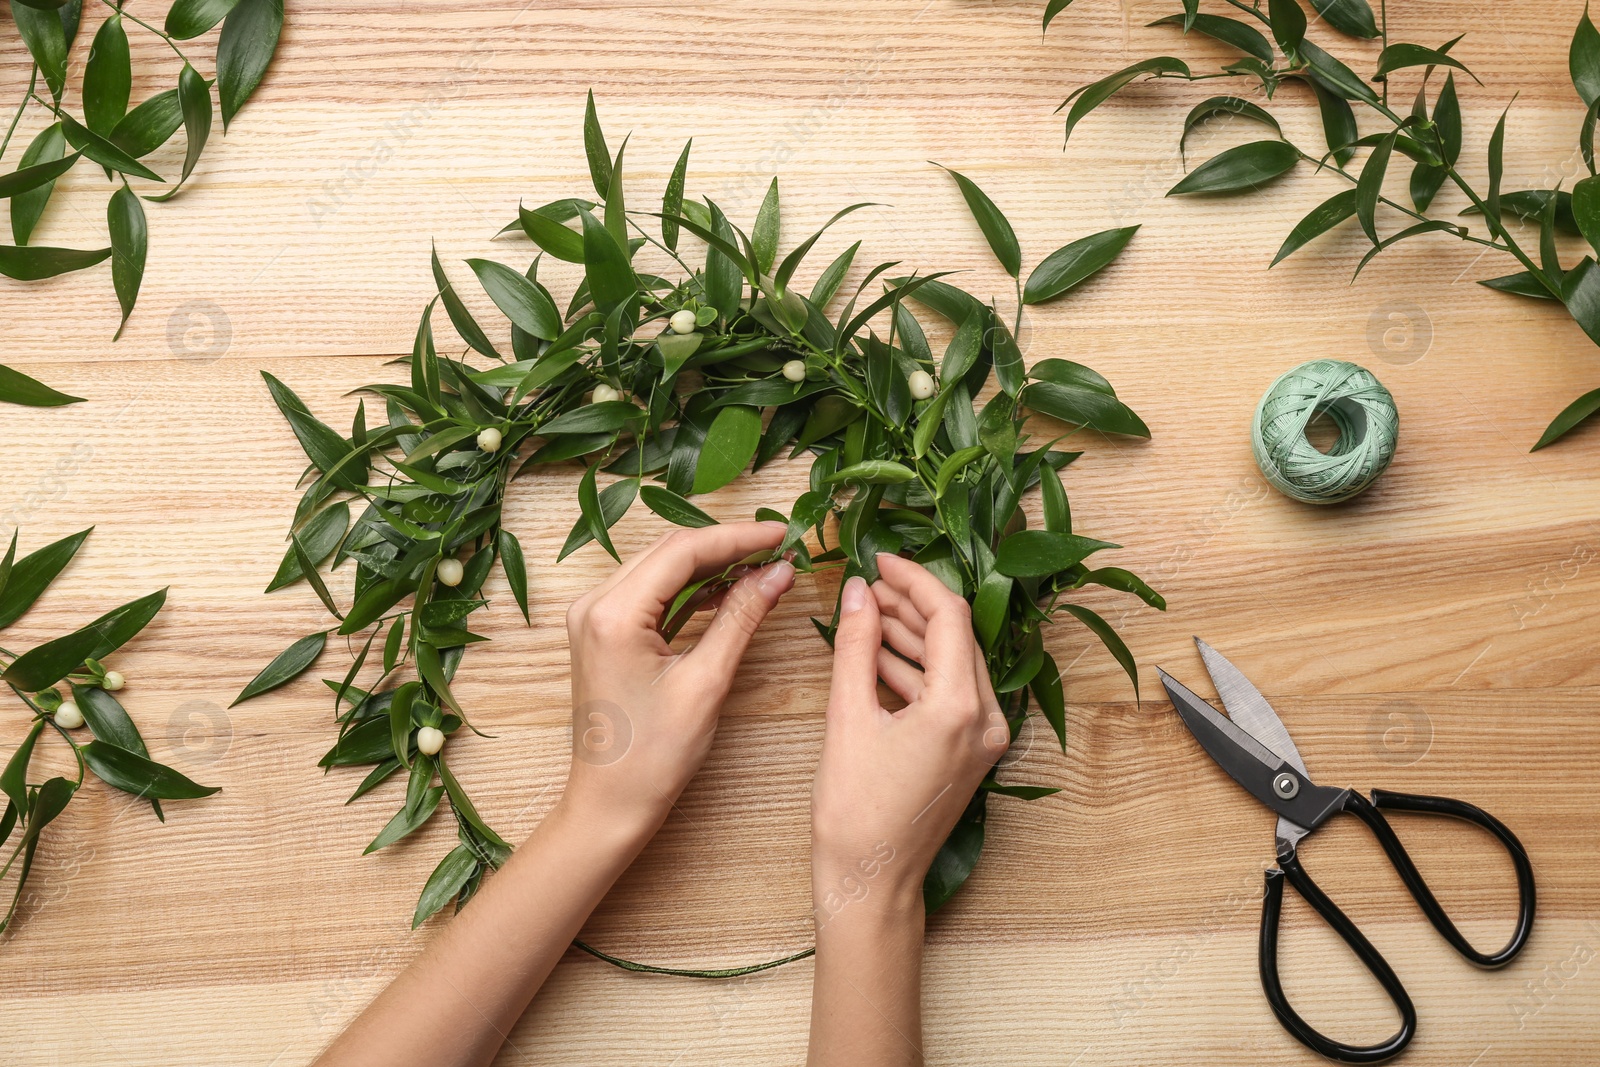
812, 839, 925, 935
548, 789, 663, 861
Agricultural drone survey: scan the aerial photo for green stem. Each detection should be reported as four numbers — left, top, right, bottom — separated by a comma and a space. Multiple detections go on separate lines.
103, 0, 192, 65
0, 67, 39, 165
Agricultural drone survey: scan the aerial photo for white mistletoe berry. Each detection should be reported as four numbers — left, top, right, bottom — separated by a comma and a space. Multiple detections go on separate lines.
907, 369, 936, 401
436, 558, 465, 587
102, 670, 125, 692
781, 360, 807, 383
54, 702, 85, 730
476, 427, 503, 453
669, 310, 697, 335
416, 726, 445, 756
592, 383, 622, 404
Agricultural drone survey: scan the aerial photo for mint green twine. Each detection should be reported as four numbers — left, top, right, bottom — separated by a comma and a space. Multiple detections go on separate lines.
1251, 359, 1398, 504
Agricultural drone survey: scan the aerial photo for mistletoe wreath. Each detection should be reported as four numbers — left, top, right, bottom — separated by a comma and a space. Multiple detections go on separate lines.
235, 97, 1163, 962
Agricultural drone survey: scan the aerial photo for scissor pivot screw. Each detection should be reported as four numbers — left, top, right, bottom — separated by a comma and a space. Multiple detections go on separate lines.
1273, 773, 1300, 800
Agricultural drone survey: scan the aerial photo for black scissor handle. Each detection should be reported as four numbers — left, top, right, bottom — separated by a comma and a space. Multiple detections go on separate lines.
1260, 854, 1416, 1063
1362, 788, 1536, 967
1259, 789, 1538, 1062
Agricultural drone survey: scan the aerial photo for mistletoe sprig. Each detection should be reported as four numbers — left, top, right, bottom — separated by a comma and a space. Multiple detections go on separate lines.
0, 527, 218, 941
1, 0, 284, 407
235, 96, 1162, 935
1054, 0, 1600, 449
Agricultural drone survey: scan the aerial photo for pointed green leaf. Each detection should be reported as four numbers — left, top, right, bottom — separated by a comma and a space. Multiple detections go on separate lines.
216, 0, 283, 129
83, 14, 131, 136
232, 632, 325, 705
0, 243, 112, 280
0, 364, 84, 407
1023, 225, 1138, 304
108, 185, 147, 339
166, 0, 245, 38
995, 530, 1118, 578
937, 165, 1020, 277
1169, 140, 1298, 196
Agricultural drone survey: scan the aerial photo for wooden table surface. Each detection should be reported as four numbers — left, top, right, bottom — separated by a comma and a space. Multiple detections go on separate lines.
3, 2, 1598, 1064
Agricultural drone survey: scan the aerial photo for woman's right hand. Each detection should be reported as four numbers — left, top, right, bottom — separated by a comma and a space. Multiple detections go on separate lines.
810, 553, 1008, 919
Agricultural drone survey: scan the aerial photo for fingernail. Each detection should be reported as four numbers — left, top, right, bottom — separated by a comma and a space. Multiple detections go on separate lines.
841, 575, 868, 614
757, 559, 794, 593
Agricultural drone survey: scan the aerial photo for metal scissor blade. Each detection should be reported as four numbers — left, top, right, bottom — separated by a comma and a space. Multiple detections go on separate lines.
1159, 668, 1348, 835
1194, 637, 1309, 777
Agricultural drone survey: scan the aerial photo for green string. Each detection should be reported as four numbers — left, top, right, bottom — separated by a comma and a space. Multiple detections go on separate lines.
573, 938, 815, 978
1251, 359, 1399, 504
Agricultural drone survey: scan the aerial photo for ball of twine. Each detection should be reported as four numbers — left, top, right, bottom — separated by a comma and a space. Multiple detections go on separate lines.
1251, 359, 1399, 505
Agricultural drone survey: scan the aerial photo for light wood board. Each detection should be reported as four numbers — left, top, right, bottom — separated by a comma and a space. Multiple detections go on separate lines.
2, 2, 1598, 1064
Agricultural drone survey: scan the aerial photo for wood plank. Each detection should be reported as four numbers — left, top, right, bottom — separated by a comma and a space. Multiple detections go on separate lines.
2, 2, 1597, 1063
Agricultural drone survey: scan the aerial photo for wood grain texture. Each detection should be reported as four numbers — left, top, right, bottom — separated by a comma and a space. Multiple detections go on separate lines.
2, 2, 1599, 1064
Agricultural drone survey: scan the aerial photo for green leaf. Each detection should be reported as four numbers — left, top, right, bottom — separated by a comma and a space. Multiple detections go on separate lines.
1023, 225, 1138, 304
1031, 651, 1067, 751
1168, 140, 1298, 196
1062, 58, 1192, 145
1029, 358, 1115, 394
3, 589, 166, 691
1150, 14, 1273, 63
662, 139, 691, 251
0, 528, 90, 627
82, 741, 220, 800
1575, 175, 1600, 257
109, 90, 184, 159
935, 445, 988, 499
1486, 104, 1509, 227
413, 844, 478, 927
431, 244, 499, 357
1478, 270, 1555, 300
937, 165, 1020, 277
0, 243, 112, 280
1576, 6, 1600, 107
1305, 75, 1357, 168
261, 372, 365, 487
266, 502, 349, 591
923, 791, 986, 912
83, 14, 131, 136
603, 136, 630, 251
1061, 603, 1139, 699
1023, 381, 1149, 437
540, 399, 641, 435
515, 202, 585, 263
1267, 0, 1306, 57
1301, 39, 1379, 103
0, 364, 84, 407
108, 185, 147, 339
1356, 130, 1396, 243
1533, 385, 1600, 450
146, 65, 214, 202
560, 474, 637, 561
580, 208, 636, 316
1309, 0, 1378, 38
826, 460, 917, 485
1040, 462, 1070, 533
61, 112, 163, 183
438, 756, 509, 850
1272, 188, 1358, 266
14, 2, 68, 101
1375, 42, 1475, 82
71, 684, 150, 760
693, 404, 762, 495
1179, 96, 1279, 164
972, 570, 1012, 649
232, 632, 325, 705
382, 616, 406, 672
810, 240, 860, 307
0, 151, 80, 203
1073, 567, 1166, 609
1043, 0, 1075, 32
467, 258, 560, 340
10, 123, 68, 244
640, 485, 718, 528
366, 784, 444, 854
940, 307, 985, 384
752, 178, 781, 275
995, 530, 1118, 578
981, 783, 1061, 800
489, 529, 529, 625
1, 722, 44, 815
583, 90, 612, 199
166, 0, 244, 38
216, 0, 283, 130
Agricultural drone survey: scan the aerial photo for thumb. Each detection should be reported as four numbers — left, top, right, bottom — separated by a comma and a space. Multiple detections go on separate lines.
688, 560, 795, 682
828, 576, 881, 714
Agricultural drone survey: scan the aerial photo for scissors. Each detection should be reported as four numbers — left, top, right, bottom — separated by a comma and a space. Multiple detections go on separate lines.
1158, 638, 1536, 1064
